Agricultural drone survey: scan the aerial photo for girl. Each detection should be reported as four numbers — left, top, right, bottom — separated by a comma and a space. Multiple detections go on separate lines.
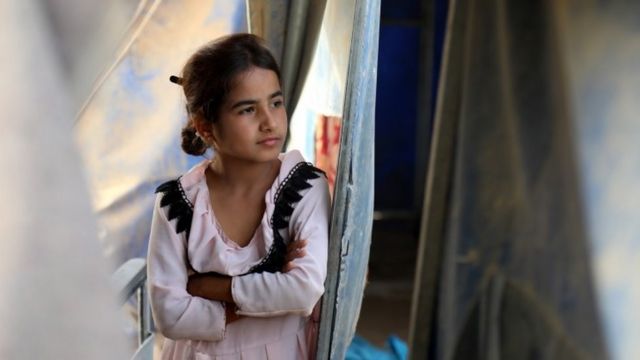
147, 33, 330, 359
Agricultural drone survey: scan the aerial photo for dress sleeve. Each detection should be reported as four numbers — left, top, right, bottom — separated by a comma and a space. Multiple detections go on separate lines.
147, 195, 227, 341
231, 176, 330, 317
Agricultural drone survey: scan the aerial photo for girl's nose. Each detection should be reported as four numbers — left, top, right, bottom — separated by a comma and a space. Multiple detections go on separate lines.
260, 107, 277, 131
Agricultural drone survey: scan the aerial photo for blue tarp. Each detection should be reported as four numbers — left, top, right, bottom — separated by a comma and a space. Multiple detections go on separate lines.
346, 335, 408, 360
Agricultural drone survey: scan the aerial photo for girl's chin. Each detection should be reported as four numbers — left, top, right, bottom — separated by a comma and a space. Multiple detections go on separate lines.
216, 148, 282, 163
244, 151, 282, 163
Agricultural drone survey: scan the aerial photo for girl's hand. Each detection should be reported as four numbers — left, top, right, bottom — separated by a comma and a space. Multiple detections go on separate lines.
186, 273, 233, 303
225, 302, 242, 324
283, 240, 307, 273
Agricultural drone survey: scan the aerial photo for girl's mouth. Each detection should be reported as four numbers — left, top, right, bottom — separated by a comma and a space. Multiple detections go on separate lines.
257, 137, 281, 146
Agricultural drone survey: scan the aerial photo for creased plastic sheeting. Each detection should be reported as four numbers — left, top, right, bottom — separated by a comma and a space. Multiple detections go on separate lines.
44, 0, 141, 109
288, 0, 356, 161
247, 0, 328, 158
412, 0, 607, 359
0, 0, 127, 358
74, 0, 247, 266
246, 0, 289, 66
558, 1, 640, 359
439, 0, 606, 357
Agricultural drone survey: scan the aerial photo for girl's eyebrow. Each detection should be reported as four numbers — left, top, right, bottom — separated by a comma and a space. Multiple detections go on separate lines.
230, 90, 283, 110
269, 90, 283, 99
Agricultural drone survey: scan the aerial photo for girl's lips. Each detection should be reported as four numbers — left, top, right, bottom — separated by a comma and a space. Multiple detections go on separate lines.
258, 137, 281, 146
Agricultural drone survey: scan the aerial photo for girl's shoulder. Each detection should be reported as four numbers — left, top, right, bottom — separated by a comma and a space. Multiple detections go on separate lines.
273, 150, 327, 197
278, 150, 306, 173
277, 150, 326, 180
178, 158, 211, 193
154, 159, 210, 206
268, 150, 327, 225
152, 159, 210, 236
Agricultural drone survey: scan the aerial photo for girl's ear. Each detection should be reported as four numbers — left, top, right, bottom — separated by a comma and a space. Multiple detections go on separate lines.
193, 115, 214, 144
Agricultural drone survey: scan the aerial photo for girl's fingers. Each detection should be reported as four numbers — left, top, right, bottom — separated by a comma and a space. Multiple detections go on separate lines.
284, 248, 306, 263
285, 241, 307, 258
286, 240, 307, 252
284, 240, 308, 265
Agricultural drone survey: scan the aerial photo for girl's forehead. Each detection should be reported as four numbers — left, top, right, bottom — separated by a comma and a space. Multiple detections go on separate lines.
231, 66, 280, 90
227, 67, 281, 95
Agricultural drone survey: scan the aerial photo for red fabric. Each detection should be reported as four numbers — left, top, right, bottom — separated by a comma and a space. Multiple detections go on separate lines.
314, 115, 342, 197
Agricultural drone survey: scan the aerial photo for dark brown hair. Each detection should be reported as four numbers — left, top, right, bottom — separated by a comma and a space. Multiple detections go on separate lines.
175, 33, 282, 156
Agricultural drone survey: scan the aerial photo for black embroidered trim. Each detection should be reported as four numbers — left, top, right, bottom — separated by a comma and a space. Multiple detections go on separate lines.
248, 162, 325, 274
155, 177, 194, 239
154, 163, 325, 275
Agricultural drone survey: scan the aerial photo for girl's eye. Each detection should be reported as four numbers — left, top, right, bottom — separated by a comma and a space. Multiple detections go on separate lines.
272, 99, 284, 108
239, 107, 255, 115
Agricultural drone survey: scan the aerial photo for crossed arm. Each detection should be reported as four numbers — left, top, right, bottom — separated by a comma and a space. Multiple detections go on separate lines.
185, 240, 308, 323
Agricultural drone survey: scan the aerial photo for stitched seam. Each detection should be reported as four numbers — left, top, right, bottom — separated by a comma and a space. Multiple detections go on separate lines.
176, 176, 194, 209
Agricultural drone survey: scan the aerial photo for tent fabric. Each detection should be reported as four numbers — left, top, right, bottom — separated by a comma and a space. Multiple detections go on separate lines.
247, 0, 327, 118
0, 0, 129, 357
74, 0, 247, 266
316, 0, 379, 358
556, 1, 640, 359
411, 0, 607, 358
287, 0, 356, 161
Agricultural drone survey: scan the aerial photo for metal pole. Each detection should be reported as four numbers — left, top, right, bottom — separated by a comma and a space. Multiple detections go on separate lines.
137, 284, 152, 345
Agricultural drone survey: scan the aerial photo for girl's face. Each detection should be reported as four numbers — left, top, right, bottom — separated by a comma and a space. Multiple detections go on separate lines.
207, 66, 287, 163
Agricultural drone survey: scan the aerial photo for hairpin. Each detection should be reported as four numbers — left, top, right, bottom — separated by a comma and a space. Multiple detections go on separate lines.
169, 75, 183, 85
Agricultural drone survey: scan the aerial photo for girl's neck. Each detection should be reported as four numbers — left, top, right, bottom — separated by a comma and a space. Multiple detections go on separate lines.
208, 155, 280, 194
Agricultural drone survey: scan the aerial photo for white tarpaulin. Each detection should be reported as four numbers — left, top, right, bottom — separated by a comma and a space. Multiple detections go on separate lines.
75, 0, 248, 267
0, 0, 130, 357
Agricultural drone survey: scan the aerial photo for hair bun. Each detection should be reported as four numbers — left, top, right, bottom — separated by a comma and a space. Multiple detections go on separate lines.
181, 125, 207, 156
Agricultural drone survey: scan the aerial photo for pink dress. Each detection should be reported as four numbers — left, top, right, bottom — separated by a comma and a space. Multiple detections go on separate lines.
147, 150, 330, 360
